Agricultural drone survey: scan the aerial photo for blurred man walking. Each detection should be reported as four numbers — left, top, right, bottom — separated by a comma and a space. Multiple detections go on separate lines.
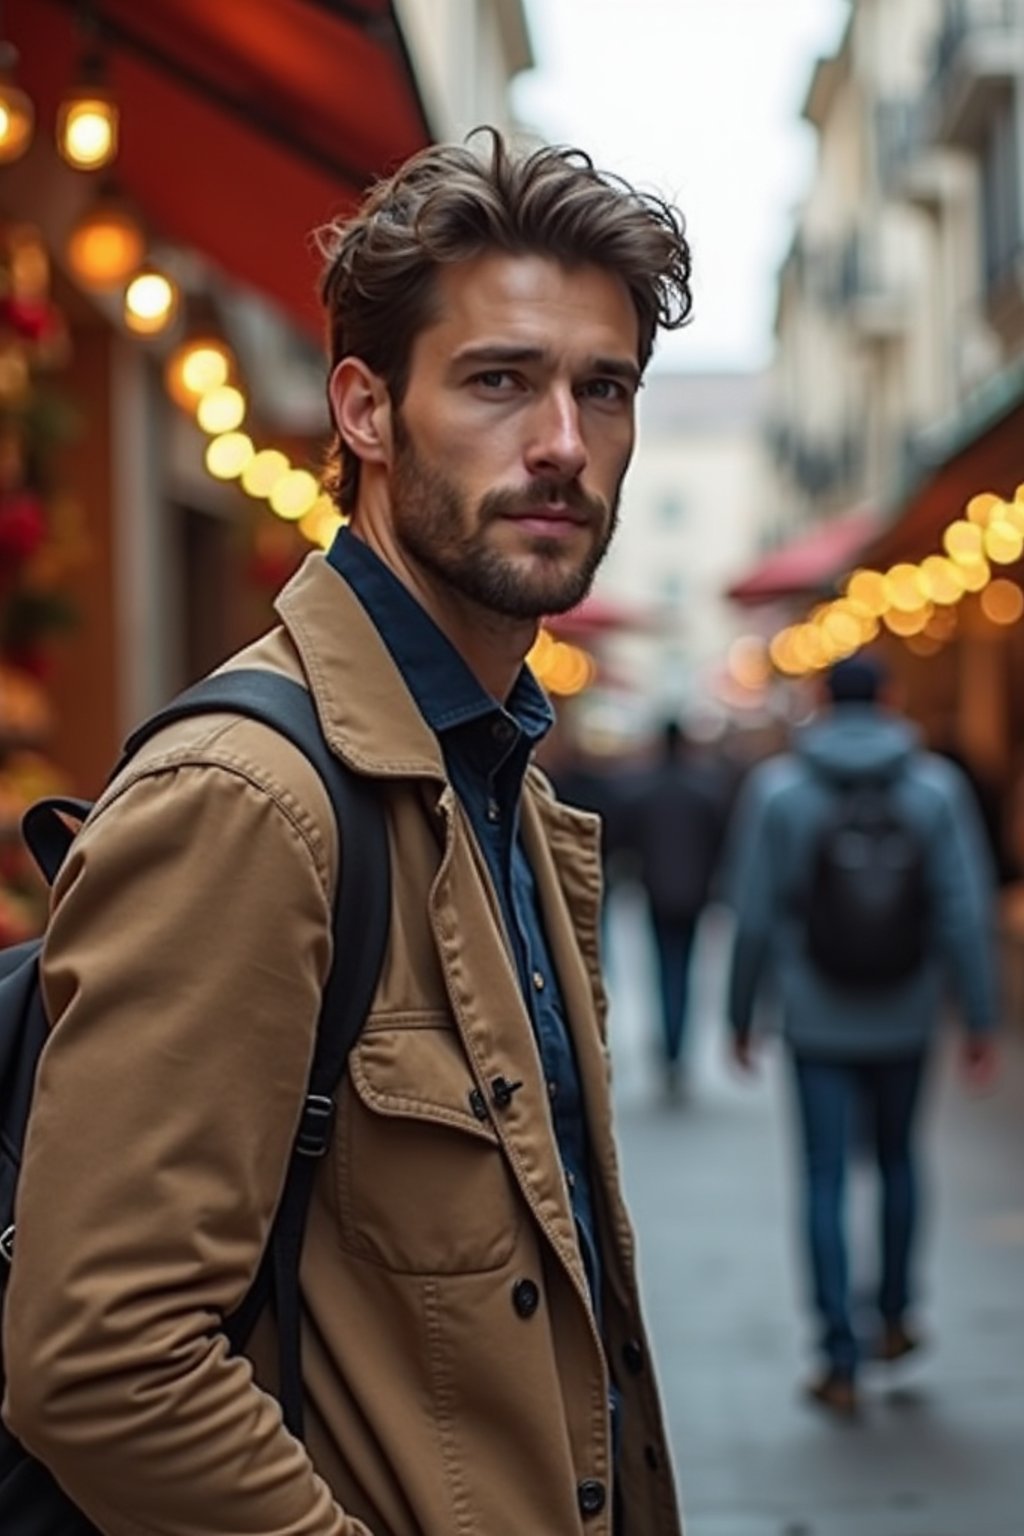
625, 721, 729, 1097
725, 655, 997, 1415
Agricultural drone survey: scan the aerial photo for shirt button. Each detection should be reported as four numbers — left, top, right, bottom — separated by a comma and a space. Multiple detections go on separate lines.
486, 798, 500, 823
492, 717, 516, 745
577, 1478, 606, 1518
566, 1169, 577, 1192
512, 1278, 540, 1318
532, 969, 545, 992
546, 1079, 558, 1101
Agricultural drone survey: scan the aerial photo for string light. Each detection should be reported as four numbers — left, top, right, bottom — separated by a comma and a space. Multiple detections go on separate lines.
124, 266, 179, 335
0, 41, 33, 164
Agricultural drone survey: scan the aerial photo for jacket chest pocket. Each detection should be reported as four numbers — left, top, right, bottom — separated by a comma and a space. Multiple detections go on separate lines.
335, 1013, 521, 1275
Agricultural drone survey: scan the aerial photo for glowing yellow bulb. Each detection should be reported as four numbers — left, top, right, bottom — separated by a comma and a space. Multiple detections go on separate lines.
59, 97, 119, 169
984, 519, 1024, 566
66, 201, 145, 289
205, 432, 254, 480
269, 469, 320, 521
966, 492, 1003, 527
196, 385, 246, 435
165, 339, 234, 412
883, 563, 929, 613
820, 606, 862, 656
883, 603, 933, 637
124, 269, 178, 335
943, 519, 984, 565
241, 449, 290, 498
980, 579, 1024, 626
0, 81, 35, 164
299, 496, 344, 548
770, 629, 805, 676
845, 569, 888, 618
958, 558, 991, 593
919, 555, 966, 605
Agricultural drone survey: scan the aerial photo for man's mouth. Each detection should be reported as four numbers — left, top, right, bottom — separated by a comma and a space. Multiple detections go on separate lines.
501, 504, 592, 536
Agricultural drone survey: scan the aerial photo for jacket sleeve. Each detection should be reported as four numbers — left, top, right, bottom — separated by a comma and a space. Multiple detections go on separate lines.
926, 760, 998, 1035
2, 753, 374, 1536
723, 766, 779, 1039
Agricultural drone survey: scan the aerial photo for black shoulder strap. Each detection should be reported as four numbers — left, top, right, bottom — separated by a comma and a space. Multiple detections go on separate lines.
30, 669, 390, 1441
126, 669, 390, 1437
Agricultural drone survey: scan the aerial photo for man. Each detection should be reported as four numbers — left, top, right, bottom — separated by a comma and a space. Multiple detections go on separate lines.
725, 655, 998, 1416
2, 134, 692, 1535
623, 720, 729, 1098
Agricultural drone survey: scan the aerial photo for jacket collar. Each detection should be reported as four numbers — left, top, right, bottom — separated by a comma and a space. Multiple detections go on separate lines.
275, 551, 448, 781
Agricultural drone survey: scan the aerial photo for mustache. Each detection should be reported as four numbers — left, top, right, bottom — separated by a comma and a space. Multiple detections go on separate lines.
479, 480, 607, 525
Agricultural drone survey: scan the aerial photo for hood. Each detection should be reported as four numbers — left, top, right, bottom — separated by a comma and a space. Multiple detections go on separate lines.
796, 705, 920, 784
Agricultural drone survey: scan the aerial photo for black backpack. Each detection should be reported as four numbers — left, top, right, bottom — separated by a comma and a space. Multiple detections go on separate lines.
0, 668, 390, 1534
804, 773, 929, 989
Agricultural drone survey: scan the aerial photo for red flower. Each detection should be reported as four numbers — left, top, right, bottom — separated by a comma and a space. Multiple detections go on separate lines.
0, 492, 45, 562
0, 296, 59, 343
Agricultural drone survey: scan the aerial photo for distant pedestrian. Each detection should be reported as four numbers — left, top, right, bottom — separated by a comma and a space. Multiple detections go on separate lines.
624, 719, 728, 1097
725, 655, 998, 1415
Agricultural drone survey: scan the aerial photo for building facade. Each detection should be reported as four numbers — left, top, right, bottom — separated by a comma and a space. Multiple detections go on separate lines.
751, 0, 1024, 820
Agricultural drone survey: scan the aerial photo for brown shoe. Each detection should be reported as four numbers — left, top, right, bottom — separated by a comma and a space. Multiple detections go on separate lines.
877, 1322, 921, 1364
805, 1370, 859, 1418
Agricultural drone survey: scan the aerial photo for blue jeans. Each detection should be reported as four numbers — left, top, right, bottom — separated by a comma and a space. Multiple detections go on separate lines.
791, 1052, 926, 1377
650, 914, 697, 1066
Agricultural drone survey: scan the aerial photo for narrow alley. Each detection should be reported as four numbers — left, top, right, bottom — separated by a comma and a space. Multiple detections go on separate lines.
609, 891, 1024, 1536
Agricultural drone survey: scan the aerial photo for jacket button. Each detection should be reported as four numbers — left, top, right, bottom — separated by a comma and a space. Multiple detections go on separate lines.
512, 1278, 540, 1318
577, 1479, 606, 1517
622, 1338, 644, 1375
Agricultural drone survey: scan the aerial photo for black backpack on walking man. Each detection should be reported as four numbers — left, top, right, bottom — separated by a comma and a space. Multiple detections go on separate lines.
804, 772, 930, 990
0, 668, 390, 1534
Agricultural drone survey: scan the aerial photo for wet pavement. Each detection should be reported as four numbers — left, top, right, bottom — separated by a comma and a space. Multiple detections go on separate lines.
606, 891, 1024, 1536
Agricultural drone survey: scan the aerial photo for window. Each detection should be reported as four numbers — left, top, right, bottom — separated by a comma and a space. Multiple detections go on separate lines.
980, 99, 1021, 288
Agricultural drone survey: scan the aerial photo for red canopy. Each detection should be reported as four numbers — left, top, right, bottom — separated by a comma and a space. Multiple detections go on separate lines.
726, 507, 879, 605
10, 0, 430, 339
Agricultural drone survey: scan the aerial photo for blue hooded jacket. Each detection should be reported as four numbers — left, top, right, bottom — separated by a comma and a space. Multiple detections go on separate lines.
725, 705, 997, 1058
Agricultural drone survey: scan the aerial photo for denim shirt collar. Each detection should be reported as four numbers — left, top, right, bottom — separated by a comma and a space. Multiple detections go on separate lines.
327, 526, 553, 748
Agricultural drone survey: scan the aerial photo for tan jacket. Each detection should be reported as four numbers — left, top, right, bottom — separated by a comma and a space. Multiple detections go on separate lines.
3, 554, 682, 1536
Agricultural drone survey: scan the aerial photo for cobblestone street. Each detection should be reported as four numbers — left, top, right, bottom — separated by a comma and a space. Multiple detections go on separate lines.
607, 892, 1024, 1536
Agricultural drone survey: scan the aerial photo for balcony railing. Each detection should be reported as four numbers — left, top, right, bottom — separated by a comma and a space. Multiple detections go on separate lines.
833, 229, 909, 337
876, 99, 951, 207
930, 0, 1024, 146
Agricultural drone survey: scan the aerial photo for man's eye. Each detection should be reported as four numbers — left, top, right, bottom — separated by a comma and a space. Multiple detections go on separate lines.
474, 370, 515, 389
583, 379, 628, 402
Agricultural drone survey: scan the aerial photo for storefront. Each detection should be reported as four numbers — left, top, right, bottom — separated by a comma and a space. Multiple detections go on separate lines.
0, 0, 429, 936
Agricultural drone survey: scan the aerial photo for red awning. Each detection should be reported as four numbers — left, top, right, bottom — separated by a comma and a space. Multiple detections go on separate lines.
9, 0, 430, 339
726, 507, 879, 605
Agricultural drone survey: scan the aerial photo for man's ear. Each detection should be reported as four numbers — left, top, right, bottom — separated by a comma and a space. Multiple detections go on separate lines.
328, 358, 393, 471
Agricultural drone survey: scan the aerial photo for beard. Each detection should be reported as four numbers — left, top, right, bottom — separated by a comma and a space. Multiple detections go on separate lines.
388, 416, 621, 621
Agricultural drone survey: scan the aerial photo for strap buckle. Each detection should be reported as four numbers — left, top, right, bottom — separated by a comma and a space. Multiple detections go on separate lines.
295, 1094, 335, 1157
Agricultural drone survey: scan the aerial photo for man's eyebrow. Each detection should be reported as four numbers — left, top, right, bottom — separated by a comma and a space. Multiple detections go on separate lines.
451, 343, 641, 387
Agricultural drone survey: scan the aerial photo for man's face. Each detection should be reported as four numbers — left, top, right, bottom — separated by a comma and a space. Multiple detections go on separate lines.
386, 251, 640, 619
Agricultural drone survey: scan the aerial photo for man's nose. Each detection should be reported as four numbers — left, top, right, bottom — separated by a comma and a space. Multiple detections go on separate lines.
524, 388, 587, 482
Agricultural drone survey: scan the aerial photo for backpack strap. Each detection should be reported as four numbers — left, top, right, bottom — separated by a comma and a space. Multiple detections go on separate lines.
22, 798, 94, 885
119, 668, 390, 1438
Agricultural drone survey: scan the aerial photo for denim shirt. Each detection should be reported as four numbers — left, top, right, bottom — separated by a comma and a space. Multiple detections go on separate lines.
326, 529, 605, 1322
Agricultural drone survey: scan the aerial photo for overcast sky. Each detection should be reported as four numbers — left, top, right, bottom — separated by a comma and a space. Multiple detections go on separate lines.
514, 0, 849, 375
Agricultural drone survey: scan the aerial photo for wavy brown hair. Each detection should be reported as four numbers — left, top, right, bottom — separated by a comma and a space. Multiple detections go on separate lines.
316, 128, 693, 513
